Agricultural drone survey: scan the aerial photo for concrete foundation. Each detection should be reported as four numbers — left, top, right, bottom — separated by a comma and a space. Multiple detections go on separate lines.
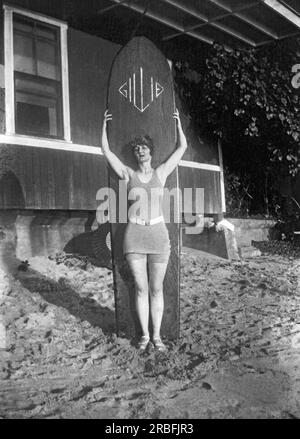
0, 211, 277, 270
182, 225, 240, 261
0, 210, 112, 272
182, 217, 276, 260
226, 218, 276, 247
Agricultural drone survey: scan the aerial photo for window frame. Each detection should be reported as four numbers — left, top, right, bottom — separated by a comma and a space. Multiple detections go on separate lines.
3, 4, 71, 142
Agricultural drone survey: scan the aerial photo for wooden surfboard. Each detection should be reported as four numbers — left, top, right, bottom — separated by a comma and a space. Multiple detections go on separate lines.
107, 37, 180, 340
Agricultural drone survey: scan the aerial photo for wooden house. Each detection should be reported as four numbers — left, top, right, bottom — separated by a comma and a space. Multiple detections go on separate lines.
0, 0, 224, 263
0, 0, 299, 264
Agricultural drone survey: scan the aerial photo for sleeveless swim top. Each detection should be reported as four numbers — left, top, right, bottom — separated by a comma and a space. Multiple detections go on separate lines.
123, 170, 170, 255
127, 170, 164, 222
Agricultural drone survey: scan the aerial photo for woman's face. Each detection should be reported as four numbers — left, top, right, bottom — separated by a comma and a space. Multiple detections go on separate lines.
133, 144, 152, 163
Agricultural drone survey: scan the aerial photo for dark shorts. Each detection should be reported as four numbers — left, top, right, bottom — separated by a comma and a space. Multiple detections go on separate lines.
123, 222, 171, 255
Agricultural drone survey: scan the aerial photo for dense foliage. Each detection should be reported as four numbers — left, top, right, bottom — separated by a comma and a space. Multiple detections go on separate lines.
174, 37, 300, 216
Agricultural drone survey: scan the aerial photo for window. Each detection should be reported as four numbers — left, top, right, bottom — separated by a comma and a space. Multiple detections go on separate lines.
14, 15, 63, 138
4, 5, 70, 141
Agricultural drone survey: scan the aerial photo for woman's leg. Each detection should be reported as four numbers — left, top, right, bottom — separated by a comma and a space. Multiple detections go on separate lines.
126, 254, 149, 337
148, 257, 169, 339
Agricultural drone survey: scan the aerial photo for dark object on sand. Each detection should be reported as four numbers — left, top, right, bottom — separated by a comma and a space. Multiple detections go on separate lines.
18, 260, 30, 272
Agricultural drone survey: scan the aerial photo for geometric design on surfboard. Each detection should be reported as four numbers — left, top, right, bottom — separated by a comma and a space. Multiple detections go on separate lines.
118, 66, 164, 113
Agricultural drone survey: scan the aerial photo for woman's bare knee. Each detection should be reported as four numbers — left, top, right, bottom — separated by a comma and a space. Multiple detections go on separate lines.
135, 285, 148, 298
149, 287, 163, 298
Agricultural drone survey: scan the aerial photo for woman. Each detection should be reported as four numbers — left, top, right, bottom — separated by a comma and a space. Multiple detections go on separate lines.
101, 108, 187, 351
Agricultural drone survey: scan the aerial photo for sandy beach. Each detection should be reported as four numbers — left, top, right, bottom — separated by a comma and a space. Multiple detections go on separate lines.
0, 243, 300, 419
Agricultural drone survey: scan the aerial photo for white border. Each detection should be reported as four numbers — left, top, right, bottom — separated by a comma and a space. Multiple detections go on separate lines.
180, 160, 221, 172
3, 4, 68, 28
218, 139, 226, 213
0, 134, 224, 174
0, 134, 102, 155
262, 0, 300, 29
4, 6, 14, 135
3, 4, 71, 141
60, 25, 71, 141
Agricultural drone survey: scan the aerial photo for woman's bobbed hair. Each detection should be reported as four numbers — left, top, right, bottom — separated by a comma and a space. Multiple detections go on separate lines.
129, 135, 154, 157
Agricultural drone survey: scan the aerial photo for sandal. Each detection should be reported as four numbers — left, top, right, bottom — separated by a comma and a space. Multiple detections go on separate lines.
137, 336, 150, 351
152, 337, 167, 352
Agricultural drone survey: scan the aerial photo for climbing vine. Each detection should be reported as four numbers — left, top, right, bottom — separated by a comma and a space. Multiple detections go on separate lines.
174, 37, 300, 215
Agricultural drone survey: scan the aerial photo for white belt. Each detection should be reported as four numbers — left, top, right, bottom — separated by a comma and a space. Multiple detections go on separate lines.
129, 216, 164, 226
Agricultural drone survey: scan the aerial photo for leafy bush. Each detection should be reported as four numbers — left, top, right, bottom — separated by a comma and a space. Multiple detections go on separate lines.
174, 37, 300, 216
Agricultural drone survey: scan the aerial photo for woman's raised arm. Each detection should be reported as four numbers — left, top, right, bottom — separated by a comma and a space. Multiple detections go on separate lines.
101, 110, 132, 180
157, 109, 188, 182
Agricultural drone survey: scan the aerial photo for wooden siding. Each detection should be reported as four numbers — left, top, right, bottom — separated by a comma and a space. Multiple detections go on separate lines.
0, 26, 119, 210
0, 3, 3, 65
4, 0, 67, 21
175, 91, 222, 214
68, 29, 120, 146
0, 4, 222, 214
182, 133, 220, 165
179, 166, 222, 214
175, 92, 220, 166
0, 145, 108, 209
0, 3, 4, 134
